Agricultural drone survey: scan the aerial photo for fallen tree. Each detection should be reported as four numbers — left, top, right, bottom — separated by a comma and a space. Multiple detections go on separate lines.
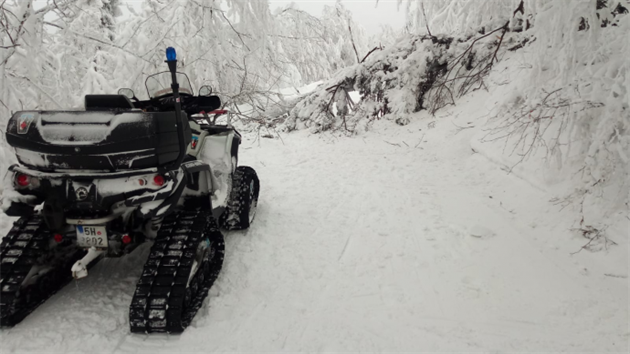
284, 23, 519, 133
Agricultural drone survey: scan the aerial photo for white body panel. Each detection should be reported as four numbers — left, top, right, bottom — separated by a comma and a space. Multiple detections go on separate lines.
187, 121, 237, 209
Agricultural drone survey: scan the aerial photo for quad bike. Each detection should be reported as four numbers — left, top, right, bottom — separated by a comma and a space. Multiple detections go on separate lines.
0, 48, 259, 333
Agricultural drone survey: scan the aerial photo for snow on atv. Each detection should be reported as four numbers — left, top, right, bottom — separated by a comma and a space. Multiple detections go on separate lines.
0, 48, 260, 333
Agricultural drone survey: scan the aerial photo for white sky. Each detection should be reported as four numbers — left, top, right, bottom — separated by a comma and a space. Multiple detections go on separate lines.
269, 0, 406, 36
33, 0, 406, 36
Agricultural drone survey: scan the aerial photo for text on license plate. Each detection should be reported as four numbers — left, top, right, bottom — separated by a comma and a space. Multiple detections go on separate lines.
76, 225, 108, 248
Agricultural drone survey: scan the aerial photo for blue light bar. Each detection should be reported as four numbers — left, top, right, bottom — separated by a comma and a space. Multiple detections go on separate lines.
166, 47, 177, 61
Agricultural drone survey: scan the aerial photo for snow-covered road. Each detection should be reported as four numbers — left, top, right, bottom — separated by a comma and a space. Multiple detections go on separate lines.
1, 100, 627, 352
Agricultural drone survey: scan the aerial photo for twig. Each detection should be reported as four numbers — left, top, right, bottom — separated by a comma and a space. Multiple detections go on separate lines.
604, 274, 627, 279
571, 235, 599, 255
361, 46, 381, 63
0, 97, 10, 110
221, 11, 250, 51
43, 21, 63, 29
491, 22, 510, 64
452, 121, 475, 134
570, 226, 617, 255
414, 133, 426, 148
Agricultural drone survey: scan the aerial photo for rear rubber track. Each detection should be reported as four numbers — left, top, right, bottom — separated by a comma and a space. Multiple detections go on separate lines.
129, 208, 224, 333
1, 215, 87, 327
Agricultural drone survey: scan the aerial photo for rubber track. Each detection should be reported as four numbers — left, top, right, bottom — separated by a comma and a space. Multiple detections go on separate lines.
129, 209, 224, 333
220, 166, 259, 231
0, 215, 86, 327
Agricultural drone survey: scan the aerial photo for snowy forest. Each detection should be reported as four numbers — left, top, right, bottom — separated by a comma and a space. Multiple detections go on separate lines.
0, 0, 628, 351
1, 0, 627, 226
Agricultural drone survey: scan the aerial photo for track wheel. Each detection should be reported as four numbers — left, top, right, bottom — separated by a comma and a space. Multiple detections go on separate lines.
220, 166, 260, 231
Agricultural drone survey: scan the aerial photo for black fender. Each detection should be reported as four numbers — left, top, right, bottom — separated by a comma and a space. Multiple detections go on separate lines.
180, 160, 214, 210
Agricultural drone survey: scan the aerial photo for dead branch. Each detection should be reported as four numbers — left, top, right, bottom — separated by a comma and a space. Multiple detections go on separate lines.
570, 225, 617, 255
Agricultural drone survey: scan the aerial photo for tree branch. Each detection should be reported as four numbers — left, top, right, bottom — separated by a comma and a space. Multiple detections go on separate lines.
421, 2, 432, 37
34, 0, 78, 15
220, 11, 250, 51
361, 46, 381, 63
348, 24, 361, 63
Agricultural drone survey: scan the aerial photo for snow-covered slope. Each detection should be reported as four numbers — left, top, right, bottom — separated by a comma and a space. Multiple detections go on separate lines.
0, 89, 626, 352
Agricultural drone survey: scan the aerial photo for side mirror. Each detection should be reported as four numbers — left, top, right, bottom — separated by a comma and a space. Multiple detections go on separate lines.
199, 85, 213, 96
118, 88, 136, 100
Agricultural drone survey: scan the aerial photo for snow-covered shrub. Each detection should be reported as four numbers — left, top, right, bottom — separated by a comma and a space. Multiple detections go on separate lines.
482, 0, 629, 225
396, 0, 629, 225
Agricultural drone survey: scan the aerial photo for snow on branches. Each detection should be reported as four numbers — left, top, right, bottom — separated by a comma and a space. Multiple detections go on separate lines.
274, 1, 368, 86
484, 0, 630, 225
0, 0, 371, 128
408, 0, 629, 226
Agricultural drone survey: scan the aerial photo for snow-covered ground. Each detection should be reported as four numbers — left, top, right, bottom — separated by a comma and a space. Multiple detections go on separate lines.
0, 90, 627, 352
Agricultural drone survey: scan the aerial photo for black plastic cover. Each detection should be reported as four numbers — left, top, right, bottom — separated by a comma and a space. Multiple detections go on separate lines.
6, 110, 191, 171
85, 95, 134, 111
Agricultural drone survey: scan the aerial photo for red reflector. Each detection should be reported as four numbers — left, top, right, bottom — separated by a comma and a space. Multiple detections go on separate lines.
138, 178, 146, 186
54, 234, 63, 243
153, 175, 165, 186
121, 235, 132, 244
16, 174, 29, 187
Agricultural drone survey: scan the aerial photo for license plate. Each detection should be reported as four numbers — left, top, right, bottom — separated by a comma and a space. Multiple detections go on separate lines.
76, 225, 108, 249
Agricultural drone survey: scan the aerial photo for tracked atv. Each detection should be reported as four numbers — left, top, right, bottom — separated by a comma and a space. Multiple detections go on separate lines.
0, 48, 259, 333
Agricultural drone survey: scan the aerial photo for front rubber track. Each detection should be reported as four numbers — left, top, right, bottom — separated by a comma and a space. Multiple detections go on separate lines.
220, 166, 260, 231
